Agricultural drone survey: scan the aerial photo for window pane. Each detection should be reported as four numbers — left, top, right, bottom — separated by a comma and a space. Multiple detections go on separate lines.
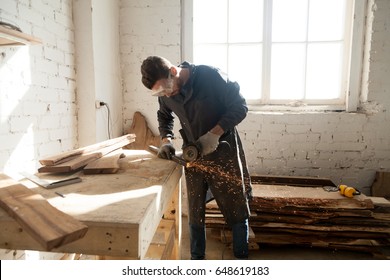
306, 43, 343, 99
308, 0, 346, 41
270, 43, 306, 99
229, 0, 263, 43
272, 0, 308, 42
193, 45, 228, 71
193, 0, 227, 44
229, 45, 262, 100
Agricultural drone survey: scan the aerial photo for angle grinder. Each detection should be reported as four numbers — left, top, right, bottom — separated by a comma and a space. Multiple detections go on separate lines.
182, 141, 231, 162
182, 143, 201, 162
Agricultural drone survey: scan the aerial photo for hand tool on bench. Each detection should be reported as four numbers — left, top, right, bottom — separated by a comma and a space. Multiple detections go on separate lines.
20, 172, 81, 189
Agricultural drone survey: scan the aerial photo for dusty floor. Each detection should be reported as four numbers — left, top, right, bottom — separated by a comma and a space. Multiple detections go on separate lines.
180, 216, 377, 260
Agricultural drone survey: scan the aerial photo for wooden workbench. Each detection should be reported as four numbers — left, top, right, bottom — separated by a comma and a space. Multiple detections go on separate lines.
0, 149, 182, 259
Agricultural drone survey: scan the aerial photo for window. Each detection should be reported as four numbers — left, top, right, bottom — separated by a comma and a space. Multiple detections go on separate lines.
184, 0, 366, 111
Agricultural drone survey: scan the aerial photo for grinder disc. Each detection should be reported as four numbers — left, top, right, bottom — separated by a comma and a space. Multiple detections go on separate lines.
182, 145, 199, 162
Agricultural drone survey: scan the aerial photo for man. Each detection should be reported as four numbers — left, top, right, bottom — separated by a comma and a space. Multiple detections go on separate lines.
140, 56, 252, 260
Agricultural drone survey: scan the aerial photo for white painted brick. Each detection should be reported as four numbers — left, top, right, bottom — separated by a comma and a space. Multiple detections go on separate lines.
0, 0, 18, 15
48, 76, 68, 89
34, 26, 56, 46
0, 132, 25, 150
59, 138, 77, 152
44, 46, 64, 64
0, 120, 10, 134
332, 132, 363, 143
9, 116, 38, 133
312, 158, 337, 169
66, 79, 76, 92
60, 115, 77, 127
38, 115, 60, 129
32, 129, 50, 144
0, 150, 10, 170
261, 123, 286, 133
286, 159, 313, 168
241, 130, 260, 141
31, 72, 49, 87
64, 53, 75, 68
34, 58, 58, 74
317, 142, 367, 152
57, 37, 74, 53
19, 3, 45, 27
22, 101, 48, 115
55, 10, 71, 26
38, 140, 62, 158
290, 141, 317, 151
48, 102, 70, 114
32, 0, 55, 19
263, 158, 286, 169
59, 65, 75, 79
49, 127, 72, 142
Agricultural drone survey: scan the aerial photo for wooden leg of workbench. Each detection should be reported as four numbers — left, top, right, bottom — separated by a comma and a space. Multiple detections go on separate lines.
96, 179, 182, 260
162, 178, 182, 259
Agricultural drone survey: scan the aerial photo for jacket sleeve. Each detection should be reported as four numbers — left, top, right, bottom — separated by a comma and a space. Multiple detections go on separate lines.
157, 98, 175, 139
212, 70, 248, 131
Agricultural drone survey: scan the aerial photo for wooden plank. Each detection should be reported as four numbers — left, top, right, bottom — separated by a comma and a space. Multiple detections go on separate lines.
83, 149, 125, 174
248, 221, 390, 235
0, 174, 88, 251
38, 135, 135, 173
251, 175, 337, 187
371, 172, 390, 199
39, 134, 135, 166
126, 111, 160, 150
38, 153, 100, 173
251, 184, 374, 210
0, 25, 42, 46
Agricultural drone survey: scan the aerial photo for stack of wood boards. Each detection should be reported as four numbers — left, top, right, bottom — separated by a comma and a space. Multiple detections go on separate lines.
205, 177, 390, 258
38, 134, 135, 174
0, 174, 88, 250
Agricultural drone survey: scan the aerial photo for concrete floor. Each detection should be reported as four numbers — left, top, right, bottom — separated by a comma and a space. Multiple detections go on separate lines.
180, 216, 376, 260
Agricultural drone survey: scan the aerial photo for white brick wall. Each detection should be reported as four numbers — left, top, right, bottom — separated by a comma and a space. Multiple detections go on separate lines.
120, 0, 390, 195
0, 0, 77, 177
120, 0, 181, 137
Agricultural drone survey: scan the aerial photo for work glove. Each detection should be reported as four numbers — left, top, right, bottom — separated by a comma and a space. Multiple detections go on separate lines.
158, 142, 175, 160
197, 131, 220, 156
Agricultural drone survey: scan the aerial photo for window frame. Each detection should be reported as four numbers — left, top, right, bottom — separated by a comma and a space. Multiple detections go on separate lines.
181, 0, 366, 112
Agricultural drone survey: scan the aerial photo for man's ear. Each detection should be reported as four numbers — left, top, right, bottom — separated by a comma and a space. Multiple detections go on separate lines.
170, 66, 178, 77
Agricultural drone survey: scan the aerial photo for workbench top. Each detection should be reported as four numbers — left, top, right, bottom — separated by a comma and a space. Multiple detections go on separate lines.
0, 149, 182, 259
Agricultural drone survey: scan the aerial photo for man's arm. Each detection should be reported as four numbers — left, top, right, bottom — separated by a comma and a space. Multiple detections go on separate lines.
157, 98, 175, 139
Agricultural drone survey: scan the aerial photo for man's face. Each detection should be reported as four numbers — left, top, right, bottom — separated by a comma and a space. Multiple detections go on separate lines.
151, 73, 181, 97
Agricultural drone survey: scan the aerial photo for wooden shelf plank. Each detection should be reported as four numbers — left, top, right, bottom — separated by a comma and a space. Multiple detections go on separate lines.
0, 25, 42, 46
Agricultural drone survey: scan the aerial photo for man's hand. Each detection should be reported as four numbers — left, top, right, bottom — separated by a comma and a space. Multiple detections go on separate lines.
158, 142, 175, 160
197, 131, 220, 156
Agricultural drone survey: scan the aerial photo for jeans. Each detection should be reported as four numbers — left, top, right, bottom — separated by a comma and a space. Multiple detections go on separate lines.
189, 219, 249, 260
232, 219, 249, 259
189, 224, 206, 260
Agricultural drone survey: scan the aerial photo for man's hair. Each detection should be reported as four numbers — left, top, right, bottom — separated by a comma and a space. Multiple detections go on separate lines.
141, 56, 172, 89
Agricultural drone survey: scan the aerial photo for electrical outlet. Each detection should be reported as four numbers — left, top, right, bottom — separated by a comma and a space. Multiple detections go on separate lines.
95, 100, 102, 109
